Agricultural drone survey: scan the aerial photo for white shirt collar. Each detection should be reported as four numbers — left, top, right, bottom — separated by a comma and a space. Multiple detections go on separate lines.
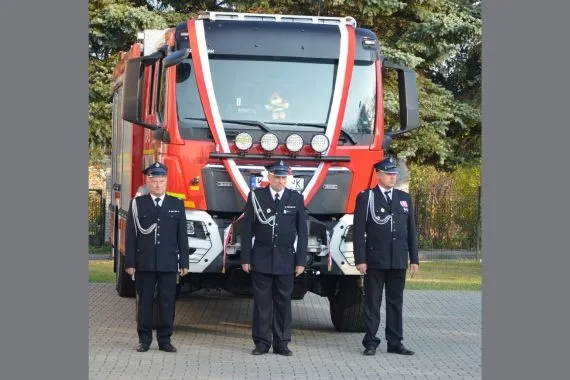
269, 187, 285, 199
377, 185, 393, 195
151, 194, 164, 203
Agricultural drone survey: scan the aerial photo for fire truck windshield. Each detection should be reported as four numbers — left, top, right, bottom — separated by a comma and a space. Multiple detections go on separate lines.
175, 57, 376, 143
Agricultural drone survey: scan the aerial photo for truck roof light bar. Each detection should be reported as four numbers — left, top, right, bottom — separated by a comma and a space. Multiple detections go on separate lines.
198, 11, 357, 28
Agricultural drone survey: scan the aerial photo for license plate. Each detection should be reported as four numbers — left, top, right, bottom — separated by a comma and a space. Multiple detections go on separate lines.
250, 176, 304, 191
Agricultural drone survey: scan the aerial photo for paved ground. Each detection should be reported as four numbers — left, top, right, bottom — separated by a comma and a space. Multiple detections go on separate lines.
89, 283, 481, 380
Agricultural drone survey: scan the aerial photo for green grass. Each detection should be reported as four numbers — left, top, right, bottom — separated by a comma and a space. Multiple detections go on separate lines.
88, 260, 481, 290
89, 260, 115, 283
405, 261, 481, 291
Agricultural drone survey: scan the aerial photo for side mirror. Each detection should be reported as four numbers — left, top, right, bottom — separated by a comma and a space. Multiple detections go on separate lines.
383, 60, 420, 138
381, 134, 392, 150
122, 57, 144, 125
152, 128, 171, 143
163, 49, 189, 68
121, 51, 164, 131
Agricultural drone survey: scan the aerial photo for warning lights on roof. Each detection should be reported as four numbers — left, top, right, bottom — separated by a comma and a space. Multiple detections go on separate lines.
198, 11, 357, 27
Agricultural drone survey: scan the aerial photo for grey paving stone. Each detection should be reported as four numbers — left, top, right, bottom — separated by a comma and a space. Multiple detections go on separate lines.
89, 284, 481, 379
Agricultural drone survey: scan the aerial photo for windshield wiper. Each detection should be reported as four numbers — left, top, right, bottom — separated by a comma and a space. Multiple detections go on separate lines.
221, 119, 273, 133
184, 117, 273, 133
267, 122, 359, 144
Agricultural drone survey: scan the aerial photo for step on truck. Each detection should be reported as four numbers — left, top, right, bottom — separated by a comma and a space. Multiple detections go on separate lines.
109, 11, 420, 332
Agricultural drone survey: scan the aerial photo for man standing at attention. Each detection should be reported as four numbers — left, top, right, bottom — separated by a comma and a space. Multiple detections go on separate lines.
241, 160, 308, 356
353, 156, 419, 356
125, 162, 189, 353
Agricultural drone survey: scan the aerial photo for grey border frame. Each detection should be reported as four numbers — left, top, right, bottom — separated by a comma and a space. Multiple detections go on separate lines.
483, 0, 570, 378
0, 1, 88, 378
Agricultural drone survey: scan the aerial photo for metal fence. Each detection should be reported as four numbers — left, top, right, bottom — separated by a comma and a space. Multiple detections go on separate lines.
89, 189, 106, 247
410, 186, 481, 262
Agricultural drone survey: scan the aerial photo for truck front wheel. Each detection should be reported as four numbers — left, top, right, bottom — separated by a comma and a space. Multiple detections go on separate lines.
115, 251, 135, 298
329, 276, 365, 332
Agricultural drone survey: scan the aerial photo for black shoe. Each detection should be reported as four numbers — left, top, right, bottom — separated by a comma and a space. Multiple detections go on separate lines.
273, 347, 293, 356
251, 346, 269, 355
158, 343, 177, 353
136, 343, 150, 352
363, 347, 376, 356
387, 344, 414, 356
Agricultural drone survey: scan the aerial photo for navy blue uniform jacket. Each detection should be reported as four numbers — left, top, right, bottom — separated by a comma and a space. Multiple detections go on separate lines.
353, 187, 419, 269
240, 187, 308, 275
125, 194, 190, 272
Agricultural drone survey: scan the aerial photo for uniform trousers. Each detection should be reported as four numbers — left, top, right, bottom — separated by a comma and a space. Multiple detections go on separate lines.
362, 268, 406, 349
135, 271, 177, 346
251, 271, 294, 350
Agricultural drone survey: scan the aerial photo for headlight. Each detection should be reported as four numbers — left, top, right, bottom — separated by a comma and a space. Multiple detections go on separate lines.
285, 134, 304, 153
186, 221, 195, 235
234, 132, 253, 151
260, 133, 279, 152
310, 134, 329, 153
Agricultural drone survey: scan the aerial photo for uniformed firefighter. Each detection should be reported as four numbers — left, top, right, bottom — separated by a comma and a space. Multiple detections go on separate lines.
125, 162, 189, 353
240, 160, 308, 356
353, 156, 420, 356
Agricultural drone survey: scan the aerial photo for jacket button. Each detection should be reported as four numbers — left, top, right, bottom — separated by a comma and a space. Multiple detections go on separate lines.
157, 241, 161, 244
273, 244, 277, 248
157, 218, 160, 221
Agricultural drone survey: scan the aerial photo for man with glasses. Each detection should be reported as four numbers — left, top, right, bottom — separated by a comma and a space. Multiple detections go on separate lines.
353, 156, 420, 356
125, 162, 189, 353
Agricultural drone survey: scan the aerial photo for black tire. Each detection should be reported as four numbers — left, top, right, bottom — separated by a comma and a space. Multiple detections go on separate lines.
291, 283, 307, 300
329, 276, 365, 332
112, 206, 119, 274
291, 291, 307, 300
291, 273, 309, 300
116, 251, 136, 298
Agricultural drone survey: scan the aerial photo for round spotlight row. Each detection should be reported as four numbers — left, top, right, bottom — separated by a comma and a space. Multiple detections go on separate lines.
235, 132, 329, 153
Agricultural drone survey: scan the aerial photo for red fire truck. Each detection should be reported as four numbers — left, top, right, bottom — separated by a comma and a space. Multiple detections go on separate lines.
109, 11, 419, 332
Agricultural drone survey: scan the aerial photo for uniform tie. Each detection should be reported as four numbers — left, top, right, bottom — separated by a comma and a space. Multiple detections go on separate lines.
274, 193, 280, 205
155, 197, 161, 209
384, 191, 392, 205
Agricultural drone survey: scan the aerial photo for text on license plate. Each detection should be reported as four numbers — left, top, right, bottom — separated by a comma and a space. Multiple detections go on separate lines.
250, 176, 304, 191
